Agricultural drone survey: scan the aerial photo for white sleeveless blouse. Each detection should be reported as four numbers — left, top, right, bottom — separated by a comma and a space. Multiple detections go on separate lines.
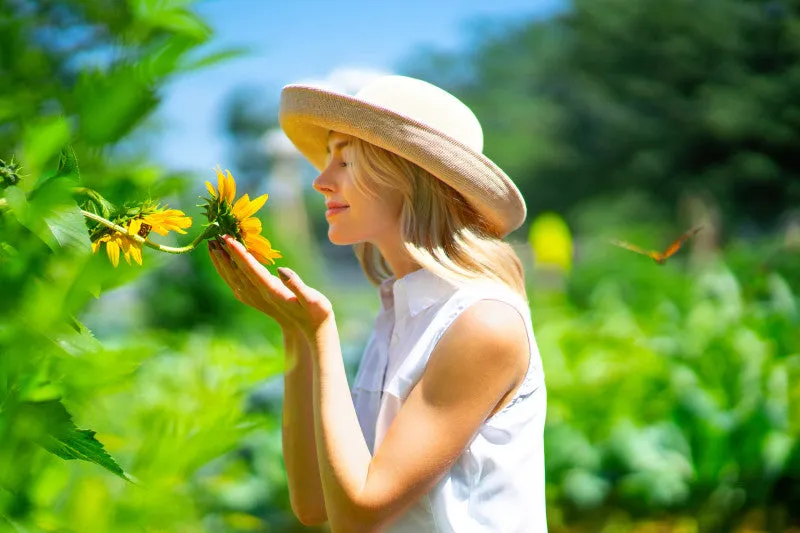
351, 268, 548, 532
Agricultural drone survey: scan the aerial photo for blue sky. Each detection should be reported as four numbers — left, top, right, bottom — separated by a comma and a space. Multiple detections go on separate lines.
155, 0, 564, 173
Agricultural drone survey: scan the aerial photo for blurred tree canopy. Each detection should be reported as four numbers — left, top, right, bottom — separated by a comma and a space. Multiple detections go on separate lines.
405, 0, 800, 235
0, 0, 237, 201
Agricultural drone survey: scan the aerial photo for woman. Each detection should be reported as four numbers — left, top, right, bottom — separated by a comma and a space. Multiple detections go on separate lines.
208, 75, 547, 532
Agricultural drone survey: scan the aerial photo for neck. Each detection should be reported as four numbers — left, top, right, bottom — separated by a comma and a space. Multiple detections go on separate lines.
372, 234, 420, 280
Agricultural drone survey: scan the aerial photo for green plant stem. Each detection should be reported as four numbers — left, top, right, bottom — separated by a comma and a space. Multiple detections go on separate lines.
79, 210, 218, 254
73, 187, 105, 206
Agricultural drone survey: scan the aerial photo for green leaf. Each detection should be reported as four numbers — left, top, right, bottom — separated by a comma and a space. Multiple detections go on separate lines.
149, 9, 210, 41
21, 116, 70, 186
134, 0, 211, 41
182, 47, 249, 72
53, 317, 103, 356
21, 400, 129, 481
23, 177, 92, 253
42, 201, 92, 252
75, 69, 158, 146
52, 144, 80, 182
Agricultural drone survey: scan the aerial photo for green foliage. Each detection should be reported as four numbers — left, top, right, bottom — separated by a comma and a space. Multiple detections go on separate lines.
3, 0, 799, 531
20, 399, 128, 481
0, 1, 293, 530
405, 0, 800, 234
536, 239, 800, 531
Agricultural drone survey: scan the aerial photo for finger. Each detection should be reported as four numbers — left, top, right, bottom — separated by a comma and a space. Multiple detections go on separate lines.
222, 236, 296, 300
208, 242, 231, 281
277, 267, 329, 311
277, 267, 308, 301
210, 241, 255, 300
209, 241, 239, 287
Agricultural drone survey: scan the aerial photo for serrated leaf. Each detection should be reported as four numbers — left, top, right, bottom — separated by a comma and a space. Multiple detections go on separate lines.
53, 317, 103, 356
22, 400, 130, 481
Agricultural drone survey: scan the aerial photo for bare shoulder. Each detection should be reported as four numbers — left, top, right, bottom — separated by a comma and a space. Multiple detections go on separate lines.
423, 299, 530, 405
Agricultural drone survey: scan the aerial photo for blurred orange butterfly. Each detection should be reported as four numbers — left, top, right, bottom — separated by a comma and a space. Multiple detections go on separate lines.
610, 226, 703, 265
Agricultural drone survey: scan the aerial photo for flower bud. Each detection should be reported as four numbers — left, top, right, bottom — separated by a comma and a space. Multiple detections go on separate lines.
0, 158, 21, 189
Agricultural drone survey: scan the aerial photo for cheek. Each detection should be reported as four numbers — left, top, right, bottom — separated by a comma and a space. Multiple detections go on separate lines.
366, 195, 402, 227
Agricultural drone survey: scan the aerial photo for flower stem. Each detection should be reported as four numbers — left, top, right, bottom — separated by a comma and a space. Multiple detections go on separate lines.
79, 210, 219, 254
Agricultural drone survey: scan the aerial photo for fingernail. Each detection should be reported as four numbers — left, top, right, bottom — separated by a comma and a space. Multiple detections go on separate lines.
277, 267, 290, 281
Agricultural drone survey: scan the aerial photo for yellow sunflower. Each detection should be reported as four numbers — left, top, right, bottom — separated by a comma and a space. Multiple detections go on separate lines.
92, 231, 131, 268
202, 166, 282, 265
140, 207, 193, 237
92, 206, 193, 267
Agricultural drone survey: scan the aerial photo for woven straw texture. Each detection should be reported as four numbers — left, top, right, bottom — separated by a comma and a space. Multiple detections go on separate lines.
279, 83, 526, 237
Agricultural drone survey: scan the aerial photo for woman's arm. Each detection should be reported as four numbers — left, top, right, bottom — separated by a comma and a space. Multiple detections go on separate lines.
281, 326, 328, 526
214, 238, 528, 533
207, 241, 328, 525
307, 301, 528, 533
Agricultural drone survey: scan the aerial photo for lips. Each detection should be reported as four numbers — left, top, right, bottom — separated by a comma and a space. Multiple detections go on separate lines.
325, 201, 349, 218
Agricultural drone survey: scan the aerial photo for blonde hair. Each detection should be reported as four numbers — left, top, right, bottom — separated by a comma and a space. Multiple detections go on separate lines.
345, 135, 528, 301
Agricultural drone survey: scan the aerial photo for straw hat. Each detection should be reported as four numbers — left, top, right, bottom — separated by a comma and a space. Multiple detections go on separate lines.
278, 75, 526, 237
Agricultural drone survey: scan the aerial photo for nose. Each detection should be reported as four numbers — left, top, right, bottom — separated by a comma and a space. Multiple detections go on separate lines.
312, 160, 338, 195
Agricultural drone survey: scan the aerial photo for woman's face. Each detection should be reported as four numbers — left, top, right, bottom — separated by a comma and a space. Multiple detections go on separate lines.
312, 132, 404, 246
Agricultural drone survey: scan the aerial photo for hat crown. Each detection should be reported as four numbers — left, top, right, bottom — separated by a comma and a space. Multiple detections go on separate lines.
354, 75, 484, 152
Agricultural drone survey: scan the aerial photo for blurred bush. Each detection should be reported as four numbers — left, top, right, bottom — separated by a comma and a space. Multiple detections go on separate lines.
532, 204, 799, 532
0, 1, 307, 531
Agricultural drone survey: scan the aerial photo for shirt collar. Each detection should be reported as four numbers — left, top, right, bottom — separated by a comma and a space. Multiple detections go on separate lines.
379, 267, 458, 319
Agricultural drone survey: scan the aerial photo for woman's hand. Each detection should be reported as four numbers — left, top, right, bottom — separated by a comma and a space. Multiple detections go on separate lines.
208, 235, 334, 339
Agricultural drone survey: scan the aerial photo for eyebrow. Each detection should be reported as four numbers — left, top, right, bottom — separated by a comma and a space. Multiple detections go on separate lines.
325, 139, 350, 155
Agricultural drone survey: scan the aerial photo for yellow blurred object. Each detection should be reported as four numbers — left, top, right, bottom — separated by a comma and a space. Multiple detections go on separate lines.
224, 512, 266, 531
69, 477, 112, 533
528, 211, 573, 272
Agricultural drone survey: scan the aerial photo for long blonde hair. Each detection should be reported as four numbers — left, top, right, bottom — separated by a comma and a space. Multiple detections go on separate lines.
345, 135, 528, 301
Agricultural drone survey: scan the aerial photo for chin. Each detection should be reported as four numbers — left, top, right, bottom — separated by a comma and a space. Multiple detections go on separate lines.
328, 228, 360, 246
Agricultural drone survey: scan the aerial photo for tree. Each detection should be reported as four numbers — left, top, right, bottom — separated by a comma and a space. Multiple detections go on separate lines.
405, 0, 800, 235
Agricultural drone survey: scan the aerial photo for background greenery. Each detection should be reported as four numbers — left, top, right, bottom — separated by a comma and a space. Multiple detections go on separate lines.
1, 0, 798, 531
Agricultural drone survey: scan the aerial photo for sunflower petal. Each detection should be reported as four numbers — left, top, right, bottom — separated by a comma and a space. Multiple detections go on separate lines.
225, 170, 236, 204
240, 217, 262, 235
245, 233, 274, 257
106, 240, 120, 267
232, 194, 251, 218
205, 180, 216, 198
216, 167, 226, 202
117, 235, 130, 254
129, 244, 143, 265
143, 209, 193, 236
128, 219, 142, 236
238, 194, 268, 220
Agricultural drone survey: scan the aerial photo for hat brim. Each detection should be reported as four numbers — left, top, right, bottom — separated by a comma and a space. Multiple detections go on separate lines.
279, 84, 526, 237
